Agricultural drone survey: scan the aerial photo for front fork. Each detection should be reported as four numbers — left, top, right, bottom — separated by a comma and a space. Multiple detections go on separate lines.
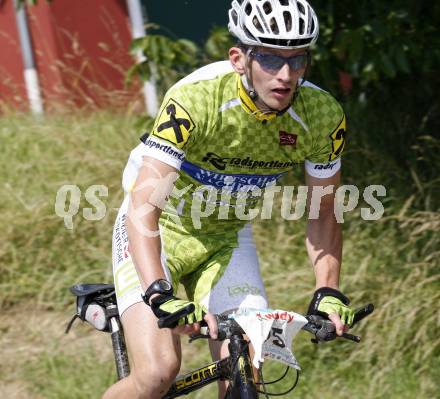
227, 335, 258, 399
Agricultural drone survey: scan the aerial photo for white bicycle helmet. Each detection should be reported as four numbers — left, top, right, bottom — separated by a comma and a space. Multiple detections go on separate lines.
228, 0, 319, 49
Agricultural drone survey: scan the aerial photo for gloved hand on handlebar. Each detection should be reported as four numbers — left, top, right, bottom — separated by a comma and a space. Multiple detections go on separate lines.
307, 287, 355, 330
150, 294, 207, 328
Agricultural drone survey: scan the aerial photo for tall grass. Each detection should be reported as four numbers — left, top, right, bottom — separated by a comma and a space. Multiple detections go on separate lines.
0, 111, 138, 309
0, 110, 438, 398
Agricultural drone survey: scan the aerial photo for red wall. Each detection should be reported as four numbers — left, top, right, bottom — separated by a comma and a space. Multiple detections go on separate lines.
0, 0, 27, 110
0, 0, 139, 111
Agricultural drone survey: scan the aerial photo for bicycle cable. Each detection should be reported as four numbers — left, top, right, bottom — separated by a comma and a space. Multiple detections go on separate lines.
256, 365, 289, 385
231, 341, 300, 397
257, 365, 300, 397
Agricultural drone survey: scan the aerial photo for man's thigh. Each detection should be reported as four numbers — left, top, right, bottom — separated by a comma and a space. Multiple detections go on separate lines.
196, 224, 268, 314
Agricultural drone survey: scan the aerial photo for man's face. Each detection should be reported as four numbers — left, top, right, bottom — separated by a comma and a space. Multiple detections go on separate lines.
249, 47, 308, 110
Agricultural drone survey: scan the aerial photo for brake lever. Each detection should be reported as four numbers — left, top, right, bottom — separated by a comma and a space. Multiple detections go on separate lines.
337, 303, 374, 342
342, 332, 361, 343
189, 325, 210, 343
306, 303, 374, 344
188, 333, 210, 343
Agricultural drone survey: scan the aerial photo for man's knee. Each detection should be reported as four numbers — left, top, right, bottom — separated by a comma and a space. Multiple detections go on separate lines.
131, 353, 181, 397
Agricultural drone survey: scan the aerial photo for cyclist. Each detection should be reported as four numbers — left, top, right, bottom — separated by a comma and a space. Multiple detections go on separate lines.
104, 1, 354, 398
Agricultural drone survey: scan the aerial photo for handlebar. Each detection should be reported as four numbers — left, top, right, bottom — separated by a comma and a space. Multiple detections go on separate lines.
303, 303, 374, 343
158, 303, 374, 344
353, 303, 374, 325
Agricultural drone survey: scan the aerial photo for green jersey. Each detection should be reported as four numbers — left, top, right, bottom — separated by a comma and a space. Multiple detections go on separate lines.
122, 61, 346, 230
115, 61, 347, 307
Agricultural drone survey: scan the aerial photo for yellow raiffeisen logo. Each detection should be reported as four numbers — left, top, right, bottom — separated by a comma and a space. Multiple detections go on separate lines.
329, 115, 347, 161
152, 98, 195, 149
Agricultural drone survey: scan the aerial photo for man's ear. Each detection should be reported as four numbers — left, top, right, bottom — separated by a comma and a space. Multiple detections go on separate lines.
229, 47, 246, 74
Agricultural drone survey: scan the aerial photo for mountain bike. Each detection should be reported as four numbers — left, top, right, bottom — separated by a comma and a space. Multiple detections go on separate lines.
66, 283, 374, 398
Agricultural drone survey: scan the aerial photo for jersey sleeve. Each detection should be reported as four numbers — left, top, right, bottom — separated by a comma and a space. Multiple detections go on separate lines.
137, 84, 203, 170
305, 93, 346, 179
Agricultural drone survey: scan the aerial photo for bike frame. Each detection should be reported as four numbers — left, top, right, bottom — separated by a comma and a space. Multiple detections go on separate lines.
225, 334, 259, 399
68, 284, 373, 399
106, 302, 257, 399
162, 358, 229, 398
107, 310, 130, 380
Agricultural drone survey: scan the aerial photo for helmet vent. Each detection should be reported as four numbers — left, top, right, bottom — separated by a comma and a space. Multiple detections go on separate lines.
231, 10, 238, 25
297, 2, 305, 14
270, 18, 279, 34
283, 11, 292, 32
279, 0, 289, 6
299, 17, 305, 35
244, 26, 257, 41
245, 3, 253, 15
263, 1, 272, 14
253, 16, 264, 33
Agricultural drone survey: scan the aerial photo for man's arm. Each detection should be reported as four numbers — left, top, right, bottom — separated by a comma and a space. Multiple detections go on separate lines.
126, 156, 178, 291
126, 157, 217, 336
305, 169, 349, 335
305, 170, 341, 290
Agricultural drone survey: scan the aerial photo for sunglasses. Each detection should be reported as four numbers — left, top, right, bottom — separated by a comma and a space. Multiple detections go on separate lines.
250, 51, 309, 72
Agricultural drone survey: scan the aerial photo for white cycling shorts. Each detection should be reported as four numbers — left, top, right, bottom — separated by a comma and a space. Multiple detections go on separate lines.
112, 196, 268, 316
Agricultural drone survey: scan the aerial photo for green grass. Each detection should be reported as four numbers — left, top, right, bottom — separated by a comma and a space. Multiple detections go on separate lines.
1, 110, 438, 398
0, 111, 139, 309
25, 346, 116, 399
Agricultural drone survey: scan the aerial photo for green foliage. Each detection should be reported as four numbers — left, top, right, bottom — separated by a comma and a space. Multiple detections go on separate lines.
127, 26, 234, 97
204, 26, 236, 61
126, 33, 200, 94
308, 1, 440, 211
311, 1, 440, 93
16, 0, 52, 7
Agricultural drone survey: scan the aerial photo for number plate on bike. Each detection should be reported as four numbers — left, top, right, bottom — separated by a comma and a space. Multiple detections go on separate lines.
231, 308, 308, 369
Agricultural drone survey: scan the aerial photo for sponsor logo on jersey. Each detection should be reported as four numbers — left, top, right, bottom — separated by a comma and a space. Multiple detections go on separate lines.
202, 152, 295, 171
152, 98, 195, 149
314, 161, 338, 171
279, 131, 297, 146
329, 115, 346, 161
228, 284, 261, 297
181, 160, 285, 192
115, 214, 129, 264
143, 137, 185, 162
